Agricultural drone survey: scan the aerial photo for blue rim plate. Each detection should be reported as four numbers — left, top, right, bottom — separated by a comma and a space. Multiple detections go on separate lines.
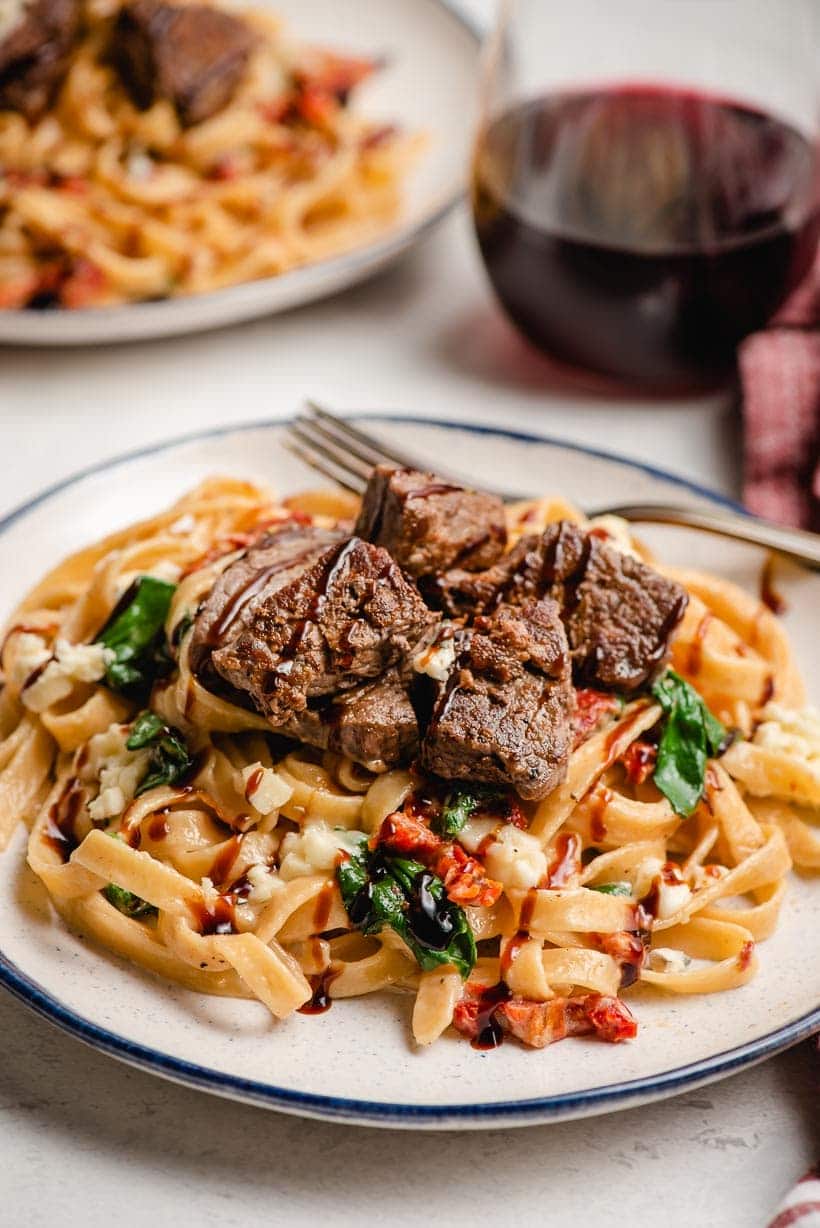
0, 416, 817, 1129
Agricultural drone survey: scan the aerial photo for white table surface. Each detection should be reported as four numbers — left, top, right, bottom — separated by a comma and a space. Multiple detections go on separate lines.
0, 2, 815, 1224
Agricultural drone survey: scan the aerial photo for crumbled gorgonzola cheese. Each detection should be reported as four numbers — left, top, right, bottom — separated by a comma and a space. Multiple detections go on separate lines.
241, 763, 293, 816
126, 150, 154, 181
412, 636, 456, 683
84, 724, 151, 823
458, 816, 502, 854
483, 825, 547, 891
278, 823, 367, 881
23, 638, 112, 713
754, 703, 820, 773
652, 874, 692, 920
200, 876, 220, 908
648, 947, 692, 974
245, 863, 285, 903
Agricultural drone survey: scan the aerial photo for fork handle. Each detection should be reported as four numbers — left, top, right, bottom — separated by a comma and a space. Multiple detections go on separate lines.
591, 503, 820, 570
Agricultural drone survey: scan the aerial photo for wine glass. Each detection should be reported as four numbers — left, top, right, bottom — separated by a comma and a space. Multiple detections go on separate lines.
471, 0, 820, 391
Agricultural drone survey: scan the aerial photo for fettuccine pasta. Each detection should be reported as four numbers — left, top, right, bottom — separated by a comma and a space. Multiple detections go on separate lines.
0, 1, 420, 309
0, 476, 815, 1052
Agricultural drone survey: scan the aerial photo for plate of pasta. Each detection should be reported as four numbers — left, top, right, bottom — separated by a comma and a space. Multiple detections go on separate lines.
0, 416, 817, 1129
0, 0, 478, 345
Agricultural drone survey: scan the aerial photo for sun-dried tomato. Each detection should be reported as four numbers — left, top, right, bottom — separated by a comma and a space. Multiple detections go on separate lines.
596, 930, 647, 988
373, 811, 440, 859
294, 83, 338, 127
373, 811, 501, 907
496, 997, 577, 1048
452, 981, 510, 1046
432, 842, 502, 907
573, 688, 621, 748
622, 739, 657, 784
583, 994, 638, 1042
59, 260, 106, 309
296, 52, 377, 102
494, 993, 637, 1048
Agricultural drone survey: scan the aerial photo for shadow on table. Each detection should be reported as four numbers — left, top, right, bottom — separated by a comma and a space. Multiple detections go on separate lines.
430, 304, 744, 405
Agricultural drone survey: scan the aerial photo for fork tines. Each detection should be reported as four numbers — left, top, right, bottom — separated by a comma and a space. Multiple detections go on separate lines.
283, 401, 419, 495
281, 404, 820, 567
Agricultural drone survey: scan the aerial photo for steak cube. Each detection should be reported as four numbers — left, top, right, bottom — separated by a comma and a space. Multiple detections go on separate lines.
430, 534, 542, 618
283, 669, 419, 769
421, 598, 573, 801
434, 521, 687, 692
355, 465, 507, 579
540, 521, 688, 690
189, 522, 344, 678
0, 0, 80, 121
207, 536, 436, 725
111, 0, 254, 127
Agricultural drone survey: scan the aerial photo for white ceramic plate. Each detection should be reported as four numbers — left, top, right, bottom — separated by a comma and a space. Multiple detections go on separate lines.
0, 417, 817, 1129
0, 0, 479, 347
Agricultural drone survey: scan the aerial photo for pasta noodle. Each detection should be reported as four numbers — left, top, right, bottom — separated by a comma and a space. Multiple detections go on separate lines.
0, 475, 815, 1052
0, 1, 421, 310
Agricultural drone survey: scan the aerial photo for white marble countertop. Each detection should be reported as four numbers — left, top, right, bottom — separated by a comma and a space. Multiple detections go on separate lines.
0, 2, 815, 1223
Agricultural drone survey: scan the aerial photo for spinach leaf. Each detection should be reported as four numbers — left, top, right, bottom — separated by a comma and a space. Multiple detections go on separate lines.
589, 881, 633, 897
651, 670, 727, 818
103, 882, 157, 919
127, 711, 193, 796
337, 845, 476, 979
126, 710, 167, 748
434, 784, 500, 837
336, 838, 369, 914
96, 576, 176, 698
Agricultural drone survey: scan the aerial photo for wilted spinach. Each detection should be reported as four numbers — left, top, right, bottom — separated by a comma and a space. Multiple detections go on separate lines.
651, 670, 727, 817
337, 841, 476, 979
96, 576, 176, 698
127, 710, 193, 796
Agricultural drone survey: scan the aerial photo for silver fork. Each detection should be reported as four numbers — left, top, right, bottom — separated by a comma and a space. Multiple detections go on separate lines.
283, 401, 820, 569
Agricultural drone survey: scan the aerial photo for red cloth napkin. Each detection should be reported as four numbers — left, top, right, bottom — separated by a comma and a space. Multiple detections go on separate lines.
766, 1163, 820, 1228
739, 253, 820, 531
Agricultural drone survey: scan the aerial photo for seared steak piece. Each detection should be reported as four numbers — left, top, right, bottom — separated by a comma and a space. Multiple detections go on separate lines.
284, 669, 419, 769
420, 598, 573, 801
355, 465, 507, 580
541, 521, 688, 690
0, 0, 80, 121
434, 521, 687, 692
110, 0, 254, 127
189, 522, 345, 678
203, 535, 436, 726
429, 534, 541, 619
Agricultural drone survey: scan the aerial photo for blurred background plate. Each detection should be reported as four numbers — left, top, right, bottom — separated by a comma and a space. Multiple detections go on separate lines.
0, 417, 817, 1129
0, 0, 479, 347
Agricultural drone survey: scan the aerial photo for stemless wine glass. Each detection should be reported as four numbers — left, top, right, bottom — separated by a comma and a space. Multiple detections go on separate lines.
472, 0, 820, 391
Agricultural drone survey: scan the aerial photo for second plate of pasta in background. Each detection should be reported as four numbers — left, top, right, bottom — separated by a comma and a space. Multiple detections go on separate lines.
0, 417, 817, 1129
0, 0, 478, 345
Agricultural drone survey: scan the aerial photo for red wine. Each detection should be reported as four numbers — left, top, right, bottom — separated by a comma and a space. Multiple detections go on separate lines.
473, 86, 820, 390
